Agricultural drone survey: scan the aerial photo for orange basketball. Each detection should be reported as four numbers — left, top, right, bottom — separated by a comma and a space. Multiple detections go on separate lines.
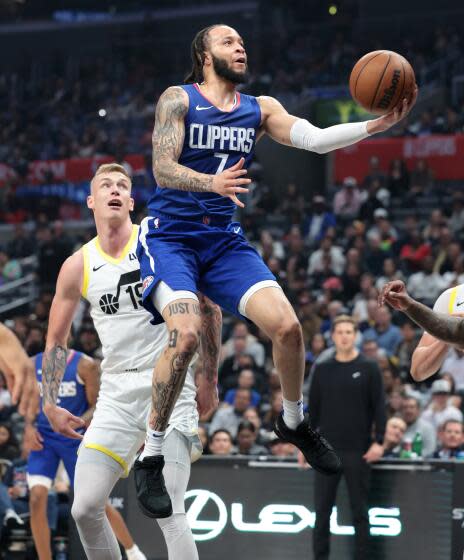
349, 50, 415, 115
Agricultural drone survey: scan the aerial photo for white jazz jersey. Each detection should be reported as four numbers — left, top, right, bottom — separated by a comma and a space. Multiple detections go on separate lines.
81, 225, 197, 428
433, 284, 464, 315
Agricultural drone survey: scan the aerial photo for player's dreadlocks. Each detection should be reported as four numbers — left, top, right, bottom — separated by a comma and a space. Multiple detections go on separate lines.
184, 24, 223, 84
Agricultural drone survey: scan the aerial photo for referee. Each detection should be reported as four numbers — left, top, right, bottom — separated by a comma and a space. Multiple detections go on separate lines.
309, 315, 386, 560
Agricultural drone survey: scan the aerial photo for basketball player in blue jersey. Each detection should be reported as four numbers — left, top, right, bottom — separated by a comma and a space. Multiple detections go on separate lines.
27, 349, 99, 560
135, 23, 418, 515
27, 348, 147, 560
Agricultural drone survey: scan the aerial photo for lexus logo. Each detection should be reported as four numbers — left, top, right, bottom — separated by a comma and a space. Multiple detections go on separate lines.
185, 490, 228, 541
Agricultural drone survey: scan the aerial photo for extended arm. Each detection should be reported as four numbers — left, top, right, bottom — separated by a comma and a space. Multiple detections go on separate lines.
410, 332, 449, 381
196, 295, 222, 417
43, 251, 86, 437
77, 355, 101, 427
381, 280, 464, 348
152, 87, 250, 205
258, 88, 417, 153
0, 324, 39, 420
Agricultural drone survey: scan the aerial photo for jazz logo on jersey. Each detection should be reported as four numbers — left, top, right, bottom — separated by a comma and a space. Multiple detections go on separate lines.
99, 270, 143, 315
189, 124, 255, 154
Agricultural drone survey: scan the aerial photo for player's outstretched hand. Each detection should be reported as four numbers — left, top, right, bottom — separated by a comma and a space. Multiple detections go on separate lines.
378, 280, 412, 311
44, 405, 85, 439
3, 356, 39, 422
211, 157, 251, 208
196, 377, 219, 420
368, 84, 418, 133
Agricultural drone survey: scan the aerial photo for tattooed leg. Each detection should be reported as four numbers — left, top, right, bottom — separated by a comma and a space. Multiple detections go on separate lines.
149, 299, 201, 432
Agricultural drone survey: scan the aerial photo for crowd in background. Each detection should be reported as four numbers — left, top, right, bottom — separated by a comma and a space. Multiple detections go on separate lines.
1, 151, 464, 468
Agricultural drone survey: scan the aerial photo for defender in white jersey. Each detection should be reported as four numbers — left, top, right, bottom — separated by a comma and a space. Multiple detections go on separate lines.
41, 163, 221, 560
410, 284, 464, 381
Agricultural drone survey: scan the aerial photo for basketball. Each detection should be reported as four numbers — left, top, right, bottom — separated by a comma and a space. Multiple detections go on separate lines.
349, 50, 415, 115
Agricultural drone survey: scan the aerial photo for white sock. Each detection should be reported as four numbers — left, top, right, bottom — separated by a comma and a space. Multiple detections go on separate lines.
282, 396, 304, 430
139, 428, 165, 460
126, 544, 146, 560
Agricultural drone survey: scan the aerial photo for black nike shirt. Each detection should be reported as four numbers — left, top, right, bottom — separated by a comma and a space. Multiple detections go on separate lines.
308, 354, 386, 452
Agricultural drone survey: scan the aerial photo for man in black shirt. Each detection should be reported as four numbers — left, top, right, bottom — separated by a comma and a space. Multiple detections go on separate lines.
309, 315, 386, 560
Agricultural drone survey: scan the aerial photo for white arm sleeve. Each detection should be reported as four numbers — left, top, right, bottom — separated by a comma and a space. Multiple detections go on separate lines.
290, 118, 370, 154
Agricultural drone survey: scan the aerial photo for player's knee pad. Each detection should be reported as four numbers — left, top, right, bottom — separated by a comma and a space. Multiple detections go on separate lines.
157, 513, 190, 543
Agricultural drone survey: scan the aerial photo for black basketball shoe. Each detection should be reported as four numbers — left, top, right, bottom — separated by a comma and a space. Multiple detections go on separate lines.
274, 413, 341, 475
134, 455, 173, 518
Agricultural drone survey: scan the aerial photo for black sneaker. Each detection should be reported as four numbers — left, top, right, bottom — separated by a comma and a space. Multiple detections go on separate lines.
134, 455, 173, 518
274, 413, 341, 475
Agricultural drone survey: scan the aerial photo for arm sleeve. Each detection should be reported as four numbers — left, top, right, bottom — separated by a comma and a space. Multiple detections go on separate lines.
369, 362, 387, 443
290, 119, 370, 155
308, 364, 322, 429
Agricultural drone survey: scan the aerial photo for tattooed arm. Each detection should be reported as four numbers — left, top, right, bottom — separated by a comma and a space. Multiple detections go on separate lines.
381, 280, 464, 348
152, 86, 250, 206
43, 250, 86, 438
196, 295, 222, 418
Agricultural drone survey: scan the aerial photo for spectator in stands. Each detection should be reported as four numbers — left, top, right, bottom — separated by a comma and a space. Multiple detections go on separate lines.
6, 224, 34, 259
268, 436, 297, 458
37, 226, 70, 290
386, 389, 404, 419
256, 230, 285, 262
222, 322, 265, 369
433, 420, 464, 459
359, 179, 385, 223
308, 235, 345, 277
235, 421, 268, 456
303, 195, 336, 247
297, 293, 321, 347
401, 397, 436, 457
363, 156, 386, 190
441, 348, 464, 393
423, 209, 445, 246
432, 227, 456, 274
209, 430, 234, 456
262, 389, 283, 432
74, 326, 101, 358
333, 177, 363, 223
208, 389, 251, 439
399, 229, 432, 273
449, 193, 464, 235
281, 183, 305, 222
407, 256, 448, 306
375, 258, 404, 291
397, 320, 420, 377
365, 229, 391, 277
0, 250, 21, 283
24, 323, 45, 356
382, 417, 407, 458
421, 379, 463, 430
0, 373, 11, 408
409, 159, 434, 196
387, 158, 409, 199
0, 424, 20, 461
224, 369, 261, 408
362, 306, 403, 358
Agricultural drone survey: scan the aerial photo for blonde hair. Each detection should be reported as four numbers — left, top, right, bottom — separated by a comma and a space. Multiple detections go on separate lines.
90, 163, 131, 192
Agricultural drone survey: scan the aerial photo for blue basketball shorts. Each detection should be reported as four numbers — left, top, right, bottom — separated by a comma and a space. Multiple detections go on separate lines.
27, 430, 81, 487
137, 214, 277, 324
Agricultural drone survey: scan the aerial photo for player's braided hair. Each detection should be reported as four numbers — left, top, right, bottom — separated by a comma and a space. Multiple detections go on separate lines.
184, 24, 222, 84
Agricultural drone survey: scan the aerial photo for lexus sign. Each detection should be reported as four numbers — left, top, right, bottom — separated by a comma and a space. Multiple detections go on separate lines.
185, 489, 402, 542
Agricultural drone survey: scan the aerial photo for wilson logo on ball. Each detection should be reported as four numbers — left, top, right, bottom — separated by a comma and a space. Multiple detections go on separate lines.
377, 69, 401, 110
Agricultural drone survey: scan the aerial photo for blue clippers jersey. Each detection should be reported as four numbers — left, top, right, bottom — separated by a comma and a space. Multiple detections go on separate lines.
35, 350, 88, 434
148, 83, 261, 220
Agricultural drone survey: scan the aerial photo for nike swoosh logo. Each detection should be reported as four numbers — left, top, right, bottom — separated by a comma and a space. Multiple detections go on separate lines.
92, 264, 106, 272
196, 104, 214, 111
457, 301, 464, 307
